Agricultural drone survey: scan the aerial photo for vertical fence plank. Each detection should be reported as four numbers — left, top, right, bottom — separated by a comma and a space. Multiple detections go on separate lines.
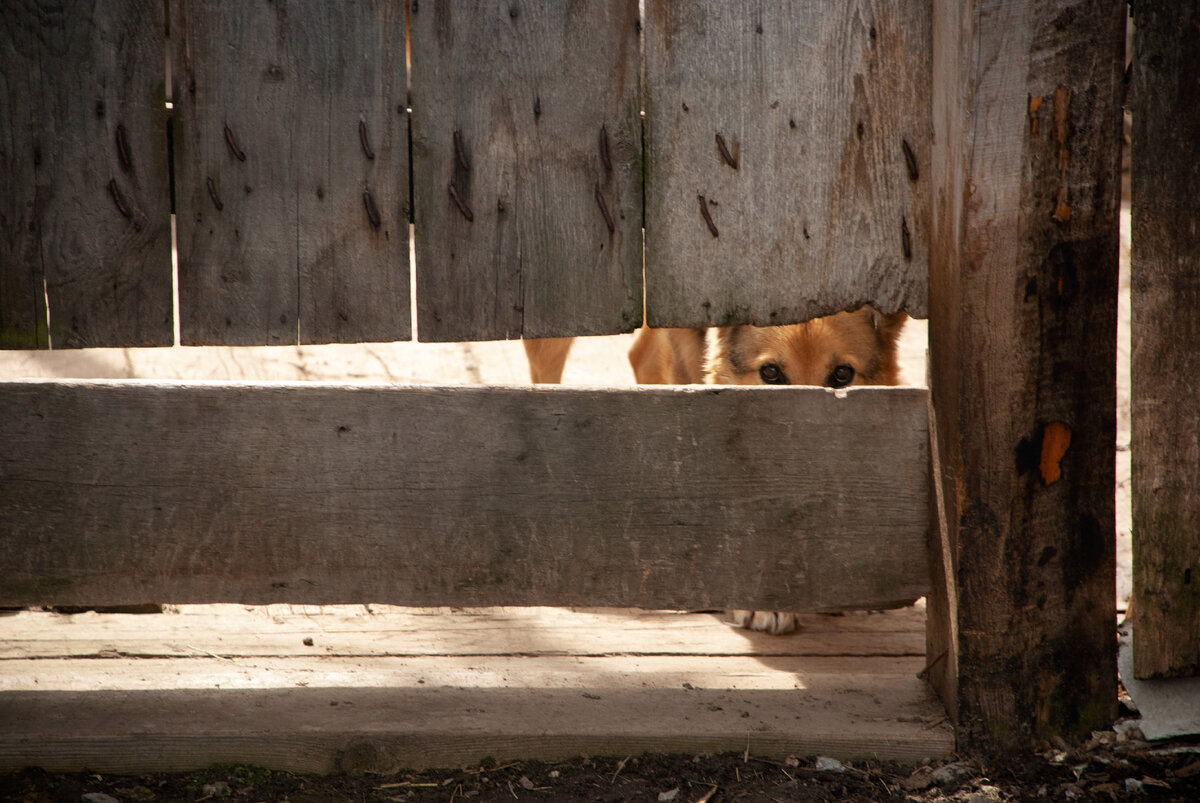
930, 0, 1124, 748
1130, 2, 1200, 680
172, 0, 409, 346
642, 0, 930, 329
410, 1, 642, 342
1, 0, 172, 349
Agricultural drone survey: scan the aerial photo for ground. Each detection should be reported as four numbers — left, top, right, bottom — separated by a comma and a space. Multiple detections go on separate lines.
5, 737, 1200, 803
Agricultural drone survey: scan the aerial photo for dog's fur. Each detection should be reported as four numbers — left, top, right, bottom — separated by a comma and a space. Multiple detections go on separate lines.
522, 306, 907, 634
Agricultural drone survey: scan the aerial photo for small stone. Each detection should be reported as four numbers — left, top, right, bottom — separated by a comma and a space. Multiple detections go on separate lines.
931, 761, 974, 789
518, 776, 534, 790
814, 756, 845, 773
657, 787, 679, 801
1124, 777, 1144, 793
201, 782, 230, 796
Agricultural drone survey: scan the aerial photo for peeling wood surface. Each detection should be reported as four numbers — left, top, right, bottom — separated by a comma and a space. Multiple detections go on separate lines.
1130, 1, 1200, 679
929, 0, 1124, 749
171, 1, 410, 345
0, 605, 951, 772
410, 1, 642, 341
0, 0, 172, 349
0, 381, 929, 611
642, 0, 930, 328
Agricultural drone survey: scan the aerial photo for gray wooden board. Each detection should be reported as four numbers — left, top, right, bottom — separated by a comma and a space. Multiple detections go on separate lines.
0, 0, 172, 349
410, 1, 643, 341
0, 380, 929, 610
171, 1, 410, 346
642, 0, 930, 328
928, 0, 1124, 748
0, 604, 927, 659
1130, 1, 1200, 679
0, 656, 952, 772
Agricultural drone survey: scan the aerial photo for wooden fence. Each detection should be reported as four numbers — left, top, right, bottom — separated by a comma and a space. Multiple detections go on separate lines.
4, 0, 1194, 758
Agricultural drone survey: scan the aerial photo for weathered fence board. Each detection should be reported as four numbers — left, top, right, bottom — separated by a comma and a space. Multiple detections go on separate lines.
929, 0, 1124, 749
410, 1, 643, 342
641, 0, 930, 329
0, 0, 172, 349
171, 0, 409, 346
0, 381, 929, 611
1130, 1, 1200, 680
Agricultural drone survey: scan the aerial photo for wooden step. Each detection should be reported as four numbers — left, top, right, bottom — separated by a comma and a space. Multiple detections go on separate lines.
0, 604, 952, 773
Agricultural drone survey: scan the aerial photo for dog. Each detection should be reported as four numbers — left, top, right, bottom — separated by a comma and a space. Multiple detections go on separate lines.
522, 306, 907, 634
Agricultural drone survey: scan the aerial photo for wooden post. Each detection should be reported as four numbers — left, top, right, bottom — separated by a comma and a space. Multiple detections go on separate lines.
1130, 2, 1200, 679
929, 0, 1125, 749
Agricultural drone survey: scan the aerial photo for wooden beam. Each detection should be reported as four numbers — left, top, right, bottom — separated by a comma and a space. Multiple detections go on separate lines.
929, 0, 1125, 749
642, 0, 930, 328
0, 606, 951, 773
1130, 1, 1200, 679
0, 381, 928, 611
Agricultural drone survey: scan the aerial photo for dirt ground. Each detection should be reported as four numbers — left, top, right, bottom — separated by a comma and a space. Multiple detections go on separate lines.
5, 736, 1200, 802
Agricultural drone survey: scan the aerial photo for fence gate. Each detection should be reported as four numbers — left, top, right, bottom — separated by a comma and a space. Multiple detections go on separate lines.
0, 0, 1138, 767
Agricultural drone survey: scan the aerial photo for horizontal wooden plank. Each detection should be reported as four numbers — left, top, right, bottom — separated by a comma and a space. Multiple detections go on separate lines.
0, 655, 950, 772
0, 381, 929, 610
0, 604, 926, 659
642, 0, 930, 328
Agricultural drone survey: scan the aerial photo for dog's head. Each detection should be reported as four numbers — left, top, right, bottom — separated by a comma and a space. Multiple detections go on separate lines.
706, 307, 907, 387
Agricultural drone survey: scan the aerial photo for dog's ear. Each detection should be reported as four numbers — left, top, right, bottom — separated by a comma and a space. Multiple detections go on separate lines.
870, 308, 908, 344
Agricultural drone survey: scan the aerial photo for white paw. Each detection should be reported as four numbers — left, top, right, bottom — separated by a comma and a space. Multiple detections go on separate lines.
731, 609, 799, 635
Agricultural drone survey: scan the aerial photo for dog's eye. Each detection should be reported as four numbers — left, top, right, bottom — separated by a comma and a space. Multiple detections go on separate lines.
827, 364, 855, 388
758, 363, 787, 384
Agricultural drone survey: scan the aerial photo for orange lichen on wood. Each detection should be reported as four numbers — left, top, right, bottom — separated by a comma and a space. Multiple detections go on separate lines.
1052, 87, 1072, 224
1039, 422, 1071, 485
1029, 95, 1043, 136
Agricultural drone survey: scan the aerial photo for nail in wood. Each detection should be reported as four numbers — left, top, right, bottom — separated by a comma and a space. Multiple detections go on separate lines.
206, 176, 223, 211
108, 179, 132, 219
698, 194, 719, 238
359, 121, 375, 160
715, 134, 738, 169
454, 130, 470, 171
363, 189, 381, 229
594, 184, 614, 234
448, 183, 474, 222
223, 125, 246, 161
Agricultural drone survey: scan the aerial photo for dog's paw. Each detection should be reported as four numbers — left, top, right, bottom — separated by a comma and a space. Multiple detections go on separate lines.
731, 610, 799, 635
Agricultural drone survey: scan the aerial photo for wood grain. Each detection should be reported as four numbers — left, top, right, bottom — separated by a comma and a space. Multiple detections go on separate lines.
171, 0, 410, 346
642, 0, 930, 328
0, 604, 949, 772
0, 380, 928, 611
0, 604, 927, 659
0, 0, 172, 349
1130, 1, 1200, 680
0, 657, 951, 772
410, 1, 642, 341
929, 0, 1124, 749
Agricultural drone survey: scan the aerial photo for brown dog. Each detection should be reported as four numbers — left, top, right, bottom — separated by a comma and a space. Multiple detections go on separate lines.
522, 306, 907, 634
